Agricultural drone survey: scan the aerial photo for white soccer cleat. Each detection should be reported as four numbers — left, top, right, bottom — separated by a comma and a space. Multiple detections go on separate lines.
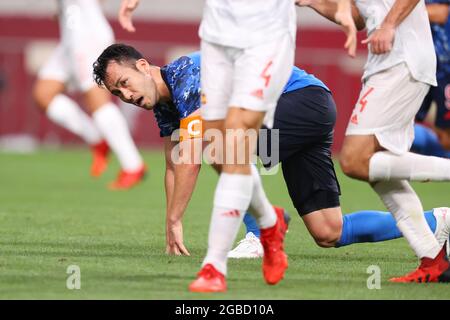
432, 207, 450, 256
228, 232, 264, 259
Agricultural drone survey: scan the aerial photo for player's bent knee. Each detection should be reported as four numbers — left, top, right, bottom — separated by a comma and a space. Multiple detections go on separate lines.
304, 210, 342, 248
339, 152, 370, 181
32, 84, 52, 111
310, 222, 341, 248
339, 154, 360, 178
32, 80, 64, 111
313, 231, 340, 248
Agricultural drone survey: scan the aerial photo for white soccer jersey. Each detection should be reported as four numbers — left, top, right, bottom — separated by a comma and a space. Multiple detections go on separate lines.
355, 0, 437, 86
199, 0, 297, 48
57, 0, 114, 44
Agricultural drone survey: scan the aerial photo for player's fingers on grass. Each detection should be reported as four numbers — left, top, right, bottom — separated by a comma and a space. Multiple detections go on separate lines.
178, 243, 190, 256
166, 244, 179, 256
171, 245, 182, 256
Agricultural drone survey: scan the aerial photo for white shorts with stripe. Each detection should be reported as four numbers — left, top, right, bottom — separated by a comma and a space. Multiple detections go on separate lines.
345, 63, 430, 155
200, 33, 295, 126
38, 35, 113, 93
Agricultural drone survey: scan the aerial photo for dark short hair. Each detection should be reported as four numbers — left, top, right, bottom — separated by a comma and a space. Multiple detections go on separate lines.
93, 43, 144, 86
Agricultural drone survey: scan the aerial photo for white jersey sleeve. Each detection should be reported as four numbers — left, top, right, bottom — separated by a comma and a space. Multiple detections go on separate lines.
355, 0, 437, 86
199, 0, 297, 48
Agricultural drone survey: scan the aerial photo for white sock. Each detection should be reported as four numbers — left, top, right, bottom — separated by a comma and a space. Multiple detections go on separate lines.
92, 103, 143, 171
46, 94, 102, 145
248, 165, 277, 229
369, 151, 450, 182
202, 173, 253, 275
372, 180, 441, 259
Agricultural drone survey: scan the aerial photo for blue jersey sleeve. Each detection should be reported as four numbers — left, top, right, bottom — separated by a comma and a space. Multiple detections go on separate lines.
153, 53, 202, 137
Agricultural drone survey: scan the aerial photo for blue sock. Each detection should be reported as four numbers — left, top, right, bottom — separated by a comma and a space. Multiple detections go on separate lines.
336, 209, 436, 247
411, 124, 450, 158
243, 213, 261, 238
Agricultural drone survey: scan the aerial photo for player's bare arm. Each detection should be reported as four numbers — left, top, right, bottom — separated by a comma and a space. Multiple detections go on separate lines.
426, 3, 449, 24
119, 0, 140, 32
334, 0, 358, 57
297, 0, 364, 56
362, 0, 420, 54
298, 0, 365, 30
163, 136, 201, 256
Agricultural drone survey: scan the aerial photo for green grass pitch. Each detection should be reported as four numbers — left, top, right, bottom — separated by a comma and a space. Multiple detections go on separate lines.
0, 149, 449, 299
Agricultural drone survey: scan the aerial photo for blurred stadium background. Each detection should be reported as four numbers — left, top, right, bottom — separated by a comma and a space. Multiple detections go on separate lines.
0, 0, 366, 153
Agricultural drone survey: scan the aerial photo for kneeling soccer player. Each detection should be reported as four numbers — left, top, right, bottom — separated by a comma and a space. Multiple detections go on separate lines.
93, 44, 450, 285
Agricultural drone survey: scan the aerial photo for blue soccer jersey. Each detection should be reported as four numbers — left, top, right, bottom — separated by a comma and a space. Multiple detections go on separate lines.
284, 66, 329, 93
153, 52, 329, 137
153, 52, 201, 137
426, 0, 450, 79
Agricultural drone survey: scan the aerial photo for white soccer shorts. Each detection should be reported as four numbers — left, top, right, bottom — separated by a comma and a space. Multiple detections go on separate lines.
200, 32, 295, 123
345, 63, 430, 155
38, 38, 112, 93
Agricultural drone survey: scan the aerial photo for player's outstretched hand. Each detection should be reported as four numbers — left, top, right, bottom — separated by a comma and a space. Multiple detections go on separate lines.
335, 0, 357, 58
166, 220, 190, 256
118, 0, 140, 33
362, 24, 395, 55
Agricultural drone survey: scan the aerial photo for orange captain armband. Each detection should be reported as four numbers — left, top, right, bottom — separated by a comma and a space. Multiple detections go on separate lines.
179, 114, 203, 142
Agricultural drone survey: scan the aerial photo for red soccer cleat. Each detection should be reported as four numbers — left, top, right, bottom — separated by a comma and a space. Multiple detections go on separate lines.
108, 165, 147, 190
90, 140, 110, 177
189, 264, 227, 293
389, 245, 450, 283
260, 206, 288, 285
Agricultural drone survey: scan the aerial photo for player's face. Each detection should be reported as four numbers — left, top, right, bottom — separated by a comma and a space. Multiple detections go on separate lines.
104, 60, 158, 110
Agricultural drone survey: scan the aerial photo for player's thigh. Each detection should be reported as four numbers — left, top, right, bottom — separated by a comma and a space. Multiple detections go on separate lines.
301, 207, 343, 247
230, 33, 294, 116
32, 79, 66, 110
34, 44, 69, 109
222, 108, 264, 173
257, 87, 337, 168
274, 87, 337, 162
200, 40, 234, 121
281, 143, 341, 217
202, 119, 225, 167
340, 135, 381, 171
